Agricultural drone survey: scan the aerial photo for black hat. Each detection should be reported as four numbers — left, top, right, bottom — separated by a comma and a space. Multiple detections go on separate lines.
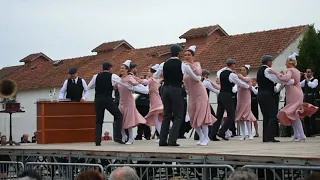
68, 67, 77, 74
170, 44, 183, 55
130, 63, 137, 69
103, 62, 113, 70
262, 55, 274, 64
226, 58, 236, 64
202, 69, 211, 75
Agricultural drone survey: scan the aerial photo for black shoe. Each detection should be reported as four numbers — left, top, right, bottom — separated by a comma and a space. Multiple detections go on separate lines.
168, 143, 180, 147
114, 138, 125, 144
217, 133, 229, 141
210, 137, 220, 141
179, 136, 186, 139
95, 144, 101, 146
159, 142, 168, 146
135, 137, 142, 140
145, 137, 151, 140
263, 138, 280, 143
306, 134, 315, 137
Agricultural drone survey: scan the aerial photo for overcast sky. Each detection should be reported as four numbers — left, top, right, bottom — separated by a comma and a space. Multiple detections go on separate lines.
0, 0, 319, 68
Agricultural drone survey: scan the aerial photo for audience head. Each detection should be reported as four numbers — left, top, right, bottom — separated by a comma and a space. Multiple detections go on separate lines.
227, 168, 258, 180
76, 170, 104, 180
306, 172, 320, 180
18, 170, 42, 180
108, 166, 139, 180
1, 135, 6, 144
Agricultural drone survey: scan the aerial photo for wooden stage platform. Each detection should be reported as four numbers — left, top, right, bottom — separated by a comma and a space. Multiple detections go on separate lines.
1, 137, 320, 166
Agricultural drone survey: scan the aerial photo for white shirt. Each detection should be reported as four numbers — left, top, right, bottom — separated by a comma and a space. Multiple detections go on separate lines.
153, 58, 201, 81
251, 86, 258, 95
300, 77, 318, 89
59, 77, 89, 100
262, 65, 295, 85
202, 79, 219, 94
232, 85, 238, 93
88, 72, 149, 94
217, 67, 249, 89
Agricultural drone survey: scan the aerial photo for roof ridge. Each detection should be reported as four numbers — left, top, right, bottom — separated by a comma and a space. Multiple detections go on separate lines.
54, 54, 97, 62
137, 42, 185, 50
230, 25, 308, 37
185, 24, 219, 31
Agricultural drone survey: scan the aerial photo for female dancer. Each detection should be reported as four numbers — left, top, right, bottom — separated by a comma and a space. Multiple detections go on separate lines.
115, 60, 147, 145
269, 53, 318, 142
135, 64, 163, 142
184, 45, 217, 145
236, 65, 257, 140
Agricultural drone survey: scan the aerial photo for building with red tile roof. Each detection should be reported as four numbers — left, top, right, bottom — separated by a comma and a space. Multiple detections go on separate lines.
0, 24, 308, 139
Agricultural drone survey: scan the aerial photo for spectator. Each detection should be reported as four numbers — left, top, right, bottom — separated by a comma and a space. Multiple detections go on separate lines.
32, 132, 37, 143
0, 135, 11, 179
109, 167, 139, 180
20, 134, 31, 143
227, 168, 258, 180
76, 170, 104, 180
18, 170, 42, 180
306, 172, 320, 180
101, 130, 112, 141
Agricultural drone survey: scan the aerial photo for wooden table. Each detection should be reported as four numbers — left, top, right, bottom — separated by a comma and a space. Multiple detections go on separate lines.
36, 102, 96, 144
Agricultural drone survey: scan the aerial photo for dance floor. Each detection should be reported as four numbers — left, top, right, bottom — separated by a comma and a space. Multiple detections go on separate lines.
1, 137, 320, 165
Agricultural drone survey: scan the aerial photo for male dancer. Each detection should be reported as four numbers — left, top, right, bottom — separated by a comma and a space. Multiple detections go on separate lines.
256, 55, 293, 142
87, 62, 124, 145
154, 44, 201, 146
210, 59, 250, 141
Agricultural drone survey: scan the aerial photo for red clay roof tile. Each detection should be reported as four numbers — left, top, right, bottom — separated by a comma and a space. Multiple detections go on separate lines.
179, 24, 228, 39
19, 52, 52, 62
0, 25, 307, 90
91, 40, 134, 53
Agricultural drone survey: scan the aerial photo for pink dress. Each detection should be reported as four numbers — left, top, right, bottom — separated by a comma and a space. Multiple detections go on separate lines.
142, 78, 164, 126
235, 75, 257, 122
184, 62, 217, 128
275, 68, 318, 126
116, 75, 147, 129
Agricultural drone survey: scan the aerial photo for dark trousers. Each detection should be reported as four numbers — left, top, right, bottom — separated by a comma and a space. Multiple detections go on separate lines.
251, 101, 259, 120
136, 105, 151, 139
304, 97, 317, 136
160, 86, 183, 144
178, 100, 189, 138
257, 91, 278, 141
210, 92, 235, 138
94, 96, 123, 145
195, 105, 215, 140
229, 97, 237, 135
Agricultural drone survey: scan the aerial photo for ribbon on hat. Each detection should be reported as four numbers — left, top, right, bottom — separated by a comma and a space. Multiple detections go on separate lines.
123, 60, 132, 67
151, 64, 160, 71
288, 52, 298, 61
187, 45, 196, 53
244, 64, 251, 70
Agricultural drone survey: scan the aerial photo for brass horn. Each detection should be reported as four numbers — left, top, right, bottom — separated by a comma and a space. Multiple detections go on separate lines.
0, 78, 18, 99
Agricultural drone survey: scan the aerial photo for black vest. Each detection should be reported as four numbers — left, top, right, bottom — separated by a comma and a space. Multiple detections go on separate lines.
163, 58, 183, 87
220, 70, 234, 94
257, 66, 274, 94
66, 78, 84, 102
95, 72, 113, 98
251, 86, 258, 101
135, 86, 150, 106
303, 78, 318, 96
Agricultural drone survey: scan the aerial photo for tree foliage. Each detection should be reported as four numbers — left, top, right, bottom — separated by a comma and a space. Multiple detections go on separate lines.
297, 24, 320, 77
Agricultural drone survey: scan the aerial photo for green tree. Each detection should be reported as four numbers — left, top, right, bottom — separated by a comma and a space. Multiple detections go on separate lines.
297, 24, 320, 76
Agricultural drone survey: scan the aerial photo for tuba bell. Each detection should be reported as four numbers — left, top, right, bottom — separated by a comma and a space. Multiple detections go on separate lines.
0, 78, 18, 100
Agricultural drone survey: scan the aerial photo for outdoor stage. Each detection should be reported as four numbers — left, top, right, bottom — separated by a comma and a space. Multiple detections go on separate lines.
1, 137, 320, 166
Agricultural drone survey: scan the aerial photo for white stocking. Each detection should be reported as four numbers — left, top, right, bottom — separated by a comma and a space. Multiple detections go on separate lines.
293, 119, 305, 139
291, 122, 298, 139
245, 121, 252, 136
195, 127, 204, 142
121, 129, 127, 142
128, 128, 133, 140
154, 114, 162, 134
239, 121, 246, 137
202, 125, 209, 140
